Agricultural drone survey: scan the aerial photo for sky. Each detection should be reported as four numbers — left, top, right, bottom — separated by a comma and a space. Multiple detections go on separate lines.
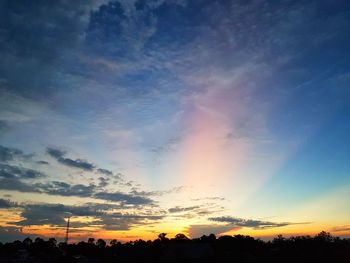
0, 0, 349, 243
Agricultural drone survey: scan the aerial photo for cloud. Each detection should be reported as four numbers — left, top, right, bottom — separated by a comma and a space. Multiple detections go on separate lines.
94, 191, 154, 205
46, 148, 65, 159
0, 176, 156, 205
0, 145, 32, 162
130, 186, 187, 197
47, 147, 95, 171
34, 181, 95, 198
168, 206, 200, 213
191, 197, 226, 201
0, 145, 22, 162
37, 160, 49, 165
0, 164, 46, 180
97, 168, 113, 175
17, 204, 69, 226
331, 226, 350, 232
98, 213, 164, 231
12, 201, 163, 231
15, 202, 116, 226
98, 176, 109, 188
0, 198, 17, 208
208, 216, 309, 230
0, 178, 38, 193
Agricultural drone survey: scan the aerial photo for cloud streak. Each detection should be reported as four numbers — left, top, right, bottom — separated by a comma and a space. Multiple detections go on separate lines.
47, 147, 95, 171
0, 164, 46, 180
209, 216, 310, 230
0, 175, 155, 205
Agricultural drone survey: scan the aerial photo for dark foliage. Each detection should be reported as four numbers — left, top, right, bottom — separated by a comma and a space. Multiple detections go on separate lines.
0, 231, 349, 262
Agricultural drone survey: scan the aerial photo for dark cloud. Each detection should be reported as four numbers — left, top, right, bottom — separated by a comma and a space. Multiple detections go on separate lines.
0, 198, 17, 208
98, 177, 109, 188
94, 191, 154, 205
208, 216, 309, 230
0, 176, 156, 205
0, 179, 93, 198
37, 160, 49, 165
13, 201, 163, 231
100, 213, 164, 231
97, 168, 113, 175
17, 204, 68, 226
0, 145, 29, 162
98, 216, 136, 231
46, 148, 65, 159
16, 203, 108, 226
0, 178, 38, 193
0, 147, 156, 206
0, 164, 46, 180
47, 147, 95, 171
34, 181, 95, 198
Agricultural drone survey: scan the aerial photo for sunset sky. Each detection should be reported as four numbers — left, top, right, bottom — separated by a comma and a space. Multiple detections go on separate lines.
0, 0, 349, 243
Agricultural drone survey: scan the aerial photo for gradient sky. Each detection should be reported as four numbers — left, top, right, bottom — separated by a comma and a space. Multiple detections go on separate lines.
0, 0, 349, 243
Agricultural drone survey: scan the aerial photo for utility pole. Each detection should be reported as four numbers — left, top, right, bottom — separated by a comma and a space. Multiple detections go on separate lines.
65, 216, 71, 244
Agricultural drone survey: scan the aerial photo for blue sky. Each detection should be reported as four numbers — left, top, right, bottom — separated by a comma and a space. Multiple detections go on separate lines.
0, 0, 349, 242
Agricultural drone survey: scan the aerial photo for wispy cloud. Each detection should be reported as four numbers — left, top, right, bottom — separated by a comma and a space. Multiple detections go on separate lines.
168, 206, 200, 213
0, 164, 46, 180
47, 147, 95, 171
209, 216, 310, 230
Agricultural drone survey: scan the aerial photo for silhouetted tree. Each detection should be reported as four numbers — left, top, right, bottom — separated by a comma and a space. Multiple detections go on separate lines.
174, 233, 189, 241
110, 239, 118, 246
316, 231, 333, 242
47, 238, 57, 247
22, 237, 32, 246
158, 232, 168, 241
87, 237, 95, 245
34, 237, 44, 244
96, 238, 106, 248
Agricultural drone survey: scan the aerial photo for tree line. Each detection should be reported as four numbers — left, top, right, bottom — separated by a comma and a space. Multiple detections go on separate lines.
0, 231, 349, 262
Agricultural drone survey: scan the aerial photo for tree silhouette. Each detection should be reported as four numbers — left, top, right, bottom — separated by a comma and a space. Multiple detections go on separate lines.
174, 233, 189, 241
87, 237, 95, 245
0, 231, 349, 262
96, 238, 106, 248
22, 237, 32, 247
158, 232, 168, 241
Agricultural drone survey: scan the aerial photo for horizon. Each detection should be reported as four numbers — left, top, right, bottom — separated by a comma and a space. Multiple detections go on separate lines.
0, 0, 350, 244
0, 230, 346, 245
